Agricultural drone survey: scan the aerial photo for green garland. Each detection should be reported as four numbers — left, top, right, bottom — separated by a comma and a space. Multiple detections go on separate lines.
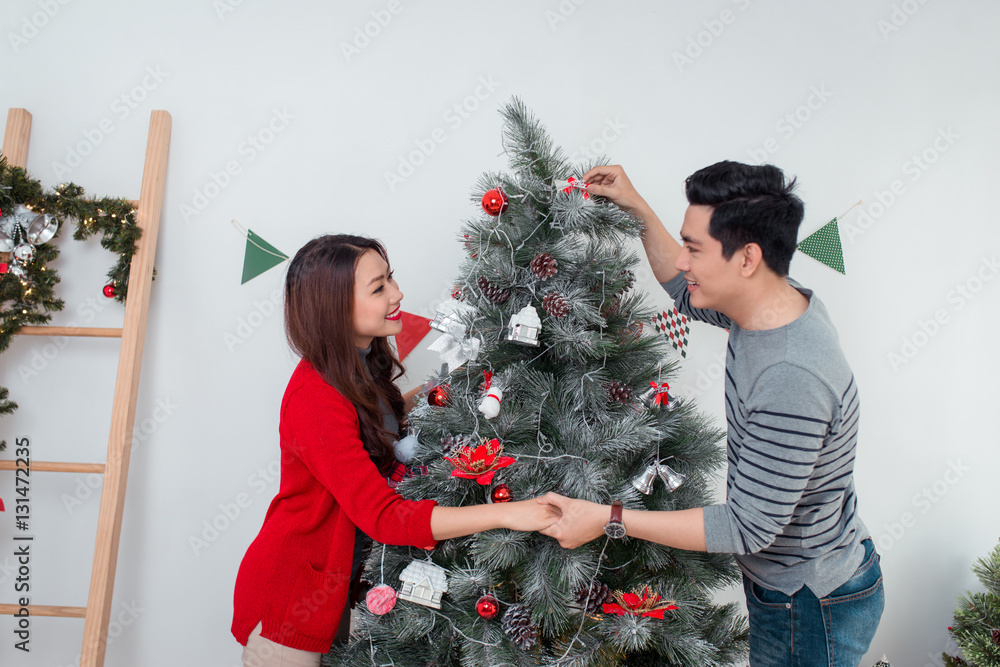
0, 154, 143, 449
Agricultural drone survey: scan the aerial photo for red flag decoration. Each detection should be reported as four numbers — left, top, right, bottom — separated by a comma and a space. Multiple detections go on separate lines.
395, 311, 433, 362
652, 308, 690, 358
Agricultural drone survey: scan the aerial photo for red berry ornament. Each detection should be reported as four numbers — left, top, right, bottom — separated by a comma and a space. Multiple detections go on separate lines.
428, 385, 450, 407
489, 484, 512, 503
476, 594, 500, 619
103, 284, 117, 298
481, 188, 508, 216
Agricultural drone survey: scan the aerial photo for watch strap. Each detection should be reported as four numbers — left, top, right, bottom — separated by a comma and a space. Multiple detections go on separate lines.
610, 500, 623, 523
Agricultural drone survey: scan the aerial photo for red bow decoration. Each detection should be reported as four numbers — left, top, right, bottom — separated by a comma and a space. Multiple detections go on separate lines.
480, 370, 493, 392
444, 438, 515, 485
558, 177, 590, 199
602, 587, 679, 619
387, 462, 429, 489
649, 381, 672, 407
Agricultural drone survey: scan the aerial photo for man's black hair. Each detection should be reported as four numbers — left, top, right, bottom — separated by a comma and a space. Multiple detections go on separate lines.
684, 161, 805, 277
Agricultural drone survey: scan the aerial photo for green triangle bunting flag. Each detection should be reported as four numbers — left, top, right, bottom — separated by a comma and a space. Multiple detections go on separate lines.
241, 229, 289, 284
797, 217, 845, 274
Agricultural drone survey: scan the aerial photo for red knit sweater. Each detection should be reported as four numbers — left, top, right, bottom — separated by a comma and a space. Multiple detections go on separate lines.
231, 359, 438, 652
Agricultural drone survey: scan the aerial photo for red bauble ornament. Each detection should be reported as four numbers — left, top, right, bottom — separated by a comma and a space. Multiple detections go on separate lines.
481, 188, 508, 216
428, 385, 450, 407
489, 484, 512, 503
366, 584, 397, 615
476, 594, 500, 619
103, 284, 117, 298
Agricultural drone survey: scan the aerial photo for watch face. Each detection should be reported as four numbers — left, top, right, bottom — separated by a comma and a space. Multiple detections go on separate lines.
604, 521, 626, 539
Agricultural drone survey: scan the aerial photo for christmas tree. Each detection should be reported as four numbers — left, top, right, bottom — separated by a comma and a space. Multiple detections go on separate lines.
325, 99, 748, 666
943, 541, 1000, 667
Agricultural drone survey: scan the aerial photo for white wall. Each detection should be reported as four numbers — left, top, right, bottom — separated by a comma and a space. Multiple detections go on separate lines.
1, 1, 997, 665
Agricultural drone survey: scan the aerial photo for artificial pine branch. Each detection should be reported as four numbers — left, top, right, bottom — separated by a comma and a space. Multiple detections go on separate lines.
946, 541, 1000, 666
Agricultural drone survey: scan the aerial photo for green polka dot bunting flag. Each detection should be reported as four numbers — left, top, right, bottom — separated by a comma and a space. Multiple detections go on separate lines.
797, 216, 846, 274
652, 308, 690, 358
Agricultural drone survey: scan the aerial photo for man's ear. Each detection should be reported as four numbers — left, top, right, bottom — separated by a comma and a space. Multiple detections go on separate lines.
739, 243, 765, 277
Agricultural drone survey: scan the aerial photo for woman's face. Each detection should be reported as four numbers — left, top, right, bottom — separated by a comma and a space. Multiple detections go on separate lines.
353, 249, 403, 348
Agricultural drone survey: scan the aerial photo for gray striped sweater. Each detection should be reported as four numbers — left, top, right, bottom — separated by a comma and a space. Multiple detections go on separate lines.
663, 272, 869, 597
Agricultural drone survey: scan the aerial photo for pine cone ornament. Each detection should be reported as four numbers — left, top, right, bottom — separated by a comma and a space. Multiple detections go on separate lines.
601, 300, 621, 319
575, 581, 613, 615
993, 627, 1000, 646
477, 277, 511, 304
607, 380, 634, 404
529, 253, 558, 280
501, 604, 538, 650
441, 434, 474, 456
541, 292, 569, 318
620, 269, 635, 293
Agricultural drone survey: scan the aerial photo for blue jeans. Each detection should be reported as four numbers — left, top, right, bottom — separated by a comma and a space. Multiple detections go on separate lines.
743, 538, 884, 667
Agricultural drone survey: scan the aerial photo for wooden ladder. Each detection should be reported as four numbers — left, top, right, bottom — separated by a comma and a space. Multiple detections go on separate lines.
0, 107, 171, 667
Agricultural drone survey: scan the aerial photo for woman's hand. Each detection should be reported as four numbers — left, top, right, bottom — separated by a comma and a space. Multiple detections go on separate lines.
503, 498, 562, 532
401, 386, 422, 412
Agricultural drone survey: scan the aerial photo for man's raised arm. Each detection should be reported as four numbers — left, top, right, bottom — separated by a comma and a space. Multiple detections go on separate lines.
583, 165, 683, 284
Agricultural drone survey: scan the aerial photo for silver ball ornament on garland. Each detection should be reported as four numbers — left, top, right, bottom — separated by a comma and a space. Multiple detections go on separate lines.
13, 243, 34, 262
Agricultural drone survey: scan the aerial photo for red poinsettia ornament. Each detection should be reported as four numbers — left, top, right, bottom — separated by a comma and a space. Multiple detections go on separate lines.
602, 587, 679, 619
444, 438, 515, 485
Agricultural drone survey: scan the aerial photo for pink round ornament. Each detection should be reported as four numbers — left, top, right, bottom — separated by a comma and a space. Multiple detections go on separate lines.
366, 584, 397, 615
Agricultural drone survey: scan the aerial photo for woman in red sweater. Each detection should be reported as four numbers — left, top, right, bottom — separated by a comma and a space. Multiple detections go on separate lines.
232, 234, 558, 666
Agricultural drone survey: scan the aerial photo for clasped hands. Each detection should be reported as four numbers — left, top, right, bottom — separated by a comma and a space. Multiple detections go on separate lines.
510, 493, 608, 550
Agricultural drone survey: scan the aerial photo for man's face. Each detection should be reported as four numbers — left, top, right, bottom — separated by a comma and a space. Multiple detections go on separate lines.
674, 205, 745, 312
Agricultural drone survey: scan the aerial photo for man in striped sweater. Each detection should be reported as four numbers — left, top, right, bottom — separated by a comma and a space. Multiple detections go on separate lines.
540, 162, 884, 667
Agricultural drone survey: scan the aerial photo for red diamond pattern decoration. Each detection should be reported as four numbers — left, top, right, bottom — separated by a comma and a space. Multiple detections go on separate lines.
652, 308, 690, 358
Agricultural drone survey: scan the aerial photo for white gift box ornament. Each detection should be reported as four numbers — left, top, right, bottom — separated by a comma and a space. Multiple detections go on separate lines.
429, 298, 475, 335
506, 305, 541, 347
478, 386, 503, 419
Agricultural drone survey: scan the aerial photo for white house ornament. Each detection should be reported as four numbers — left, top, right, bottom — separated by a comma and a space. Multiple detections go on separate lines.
398, 560, 448, 609
506, 305, 541, 347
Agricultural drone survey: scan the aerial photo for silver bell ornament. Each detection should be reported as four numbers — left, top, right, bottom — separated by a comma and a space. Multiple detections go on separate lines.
640, 382, 678, 410
631, 465, 660, 495
631, 459, 686, 495
657, 462, 686, 491
0, 227, 14, 253
506, 305, 541, 347
25, 212, 58, 245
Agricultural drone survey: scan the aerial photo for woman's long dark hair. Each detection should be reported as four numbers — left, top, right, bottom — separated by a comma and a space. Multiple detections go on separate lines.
284, 234, 406, 474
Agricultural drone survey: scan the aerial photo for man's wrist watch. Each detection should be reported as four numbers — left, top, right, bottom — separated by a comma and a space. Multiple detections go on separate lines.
604, 500, 626, 539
